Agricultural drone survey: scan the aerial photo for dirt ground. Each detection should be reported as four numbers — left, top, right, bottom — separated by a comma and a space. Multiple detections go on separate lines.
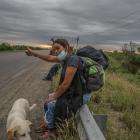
0, 55, 54, 139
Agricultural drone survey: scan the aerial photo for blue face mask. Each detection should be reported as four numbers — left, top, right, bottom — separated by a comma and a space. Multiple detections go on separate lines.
57, 50, 67, 61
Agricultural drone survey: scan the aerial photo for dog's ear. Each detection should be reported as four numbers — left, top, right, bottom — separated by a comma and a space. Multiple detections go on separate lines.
26, 120, 32, 126
7, 129, 14, 140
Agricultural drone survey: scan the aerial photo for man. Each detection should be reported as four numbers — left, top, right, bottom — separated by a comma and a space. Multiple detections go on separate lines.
25, 39, 90, 138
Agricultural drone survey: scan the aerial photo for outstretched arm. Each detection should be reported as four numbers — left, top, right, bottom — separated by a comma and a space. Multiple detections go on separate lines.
25, 47, 60, 63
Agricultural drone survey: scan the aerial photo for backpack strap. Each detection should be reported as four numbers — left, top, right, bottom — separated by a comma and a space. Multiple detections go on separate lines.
77, 57, 88, 94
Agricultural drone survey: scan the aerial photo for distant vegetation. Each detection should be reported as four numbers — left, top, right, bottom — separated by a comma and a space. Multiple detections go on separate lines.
0, 43, 14, 51
138, 47, 140, 52
0, 42, 45, 51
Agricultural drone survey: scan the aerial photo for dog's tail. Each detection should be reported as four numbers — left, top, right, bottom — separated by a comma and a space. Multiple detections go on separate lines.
29, 104, 37, 111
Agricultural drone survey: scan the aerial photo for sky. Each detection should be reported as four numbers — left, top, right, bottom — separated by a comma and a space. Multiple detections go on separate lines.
0, 0, 140, 45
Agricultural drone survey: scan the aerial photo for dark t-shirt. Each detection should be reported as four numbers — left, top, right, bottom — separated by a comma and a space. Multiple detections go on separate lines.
60, 54, 85, 97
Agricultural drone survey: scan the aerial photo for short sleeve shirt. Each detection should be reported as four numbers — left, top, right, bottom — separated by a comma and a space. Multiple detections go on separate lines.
60, 55, 84, 97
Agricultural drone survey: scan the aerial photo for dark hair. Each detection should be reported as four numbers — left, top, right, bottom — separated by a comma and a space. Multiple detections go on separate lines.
53, 39, 69, 49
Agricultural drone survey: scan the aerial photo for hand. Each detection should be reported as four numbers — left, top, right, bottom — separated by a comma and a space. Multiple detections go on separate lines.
25, 47, 34, 56
45, 92, 56, 104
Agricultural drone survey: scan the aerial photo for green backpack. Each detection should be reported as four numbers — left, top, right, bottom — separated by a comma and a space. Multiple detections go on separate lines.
81, 57, 105, 92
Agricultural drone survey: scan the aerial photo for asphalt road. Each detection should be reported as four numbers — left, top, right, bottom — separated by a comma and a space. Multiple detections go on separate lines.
0, 50, 51, 89
0, 50, 53, 117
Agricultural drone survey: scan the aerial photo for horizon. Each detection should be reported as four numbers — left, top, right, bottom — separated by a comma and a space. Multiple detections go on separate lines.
1, 40, 140, 52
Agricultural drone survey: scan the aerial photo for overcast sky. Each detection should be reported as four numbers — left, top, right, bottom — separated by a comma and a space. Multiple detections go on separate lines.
0, 0, 140, 45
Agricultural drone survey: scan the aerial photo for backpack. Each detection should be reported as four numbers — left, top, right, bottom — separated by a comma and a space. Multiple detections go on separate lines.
76, 46, 108, 92
80, 56, 105, 93
76, 46, 109, 70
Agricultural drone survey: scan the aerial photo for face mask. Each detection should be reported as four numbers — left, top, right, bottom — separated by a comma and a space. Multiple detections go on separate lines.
57, 50, 67, 61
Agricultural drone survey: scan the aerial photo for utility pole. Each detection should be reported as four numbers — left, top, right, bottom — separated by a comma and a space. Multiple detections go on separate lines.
76, 36, 79, 49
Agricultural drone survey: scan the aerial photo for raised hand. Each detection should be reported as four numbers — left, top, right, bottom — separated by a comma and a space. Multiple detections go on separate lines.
25, 47, 34, 56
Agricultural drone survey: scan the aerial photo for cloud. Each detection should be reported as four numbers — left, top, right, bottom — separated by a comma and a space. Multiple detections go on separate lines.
0, 0, 140, 44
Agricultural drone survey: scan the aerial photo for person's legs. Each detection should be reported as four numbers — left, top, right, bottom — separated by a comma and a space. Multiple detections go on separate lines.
44, 64, 60, 81
44, 100, 56, 129
44, 94, 91, 128
42, 101, 57, 139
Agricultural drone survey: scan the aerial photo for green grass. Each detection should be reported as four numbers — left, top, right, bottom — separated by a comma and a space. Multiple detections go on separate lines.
87, 71, 140, 140
55, 116, 80, 140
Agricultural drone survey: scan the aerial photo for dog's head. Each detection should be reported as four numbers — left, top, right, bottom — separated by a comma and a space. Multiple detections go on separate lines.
7, 120, 32, 140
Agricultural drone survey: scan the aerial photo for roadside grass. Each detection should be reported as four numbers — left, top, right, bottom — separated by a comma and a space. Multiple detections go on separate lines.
55, 116, 80, 140
106, 73, 136, 112
88, 71, 140, 140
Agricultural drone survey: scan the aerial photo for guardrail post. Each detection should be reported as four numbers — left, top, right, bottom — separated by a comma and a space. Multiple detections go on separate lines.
93, 114, 107, 136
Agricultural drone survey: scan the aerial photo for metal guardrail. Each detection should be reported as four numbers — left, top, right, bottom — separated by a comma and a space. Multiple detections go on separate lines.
76, 104, 107, 140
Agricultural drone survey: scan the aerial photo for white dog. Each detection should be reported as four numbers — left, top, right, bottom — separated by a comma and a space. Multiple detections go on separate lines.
6, 98, 36, 140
